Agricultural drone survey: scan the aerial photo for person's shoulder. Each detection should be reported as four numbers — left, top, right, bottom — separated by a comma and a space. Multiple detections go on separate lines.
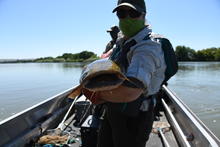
137, 33, 162, 50
131, 33, 164, 56
149, 33, 171, 42
150, 33, 164, 38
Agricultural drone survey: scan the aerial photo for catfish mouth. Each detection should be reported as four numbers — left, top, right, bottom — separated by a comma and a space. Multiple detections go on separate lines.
83, 73, 124, 91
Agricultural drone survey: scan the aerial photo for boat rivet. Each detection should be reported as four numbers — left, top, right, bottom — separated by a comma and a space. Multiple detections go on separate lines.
186, 133, 194, 141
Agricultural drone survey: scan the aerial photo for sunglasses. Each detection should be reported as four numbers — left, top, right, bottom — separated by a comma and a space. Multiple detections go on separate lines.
116, 9, 142, 19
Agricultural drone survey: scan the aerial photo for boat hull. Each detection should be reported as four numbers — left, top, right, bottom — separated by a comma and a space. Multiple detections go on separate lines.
0, 85, 219, 147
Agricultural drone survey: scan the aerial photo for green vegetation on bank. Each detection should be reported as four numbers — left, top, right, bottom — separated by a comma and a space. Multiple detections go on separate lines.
34, 51, 99, 63
1, 47, 220, 63
176, 46, 220, 61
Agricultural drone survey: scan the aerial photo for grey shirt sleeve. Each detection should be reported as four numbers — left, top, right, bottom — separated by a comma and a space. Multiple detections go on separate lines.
126, 40, 162, 90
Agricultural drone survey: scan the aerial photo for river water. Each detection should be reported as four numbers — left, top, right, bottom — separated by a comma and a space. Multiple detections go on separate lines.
0, 62, 220, 138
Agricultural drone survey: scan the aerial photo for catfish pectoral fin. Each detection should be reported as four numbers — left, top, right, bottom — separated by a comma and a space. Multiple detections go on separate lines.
68, 85, 82, 99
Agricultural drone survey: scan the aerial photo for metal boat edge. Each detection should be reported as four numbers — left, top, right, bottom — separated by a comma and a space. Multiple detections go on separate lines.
0, 86, 77, 146
162, 85, 220, 147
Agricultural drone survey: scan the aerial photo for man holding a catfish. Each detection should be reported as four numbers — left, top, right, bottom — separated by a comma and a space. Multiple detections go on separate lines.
83, 0, 167, 146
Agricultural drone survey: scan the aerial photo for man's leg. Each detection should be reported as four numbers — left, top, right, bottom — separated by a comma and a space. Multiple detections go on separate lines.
98, 102, 154, 147
127, 110, 154, 147
97, 114, 114, 147
107, 108, 133, 147
109, 104, 154, 147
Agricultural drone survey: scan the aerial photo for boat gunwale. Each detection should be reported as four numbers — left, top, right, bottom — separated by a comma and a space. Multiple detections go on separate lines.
162, 85, 220, 146
0, 86, 76, 125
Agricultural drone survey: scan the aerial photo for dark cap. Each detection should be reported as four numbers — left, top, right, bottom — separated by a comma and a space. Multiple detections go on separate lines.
107, 26, 120, 33
112, 0, 146, 13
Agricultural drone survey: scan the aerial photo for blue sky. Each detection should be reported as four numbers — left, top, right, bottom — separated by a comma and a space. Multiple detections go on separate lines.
0, 0, 220, 59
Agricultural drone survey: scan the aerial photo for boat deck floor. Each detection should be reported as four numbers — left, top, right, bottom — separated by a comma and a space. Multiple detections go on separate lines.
146, 112, 179, 147
63, 111, 179, 147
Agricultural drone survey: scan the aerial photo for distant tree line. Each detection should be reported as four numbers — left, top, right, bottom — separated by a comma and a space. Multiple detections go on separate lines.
0, 59, 35, 63
175, 46, 220, 61
1, 47, 220, 63
34, 51, 99, 62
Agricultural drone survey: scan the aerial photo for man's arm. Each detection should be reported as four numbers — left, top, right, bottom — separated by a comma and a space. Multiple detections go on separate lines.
101, 48, 113, 59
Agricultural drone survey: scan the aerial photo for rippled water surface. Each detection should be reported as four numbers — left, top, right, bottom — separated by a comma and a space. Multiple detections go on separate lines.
0, 62, 220, 138
168, 62, 220, 138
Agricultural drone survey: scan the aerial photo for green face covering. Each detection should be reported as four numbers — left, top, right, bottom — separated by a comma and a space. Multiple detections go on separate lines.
119, 18, 145, 38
